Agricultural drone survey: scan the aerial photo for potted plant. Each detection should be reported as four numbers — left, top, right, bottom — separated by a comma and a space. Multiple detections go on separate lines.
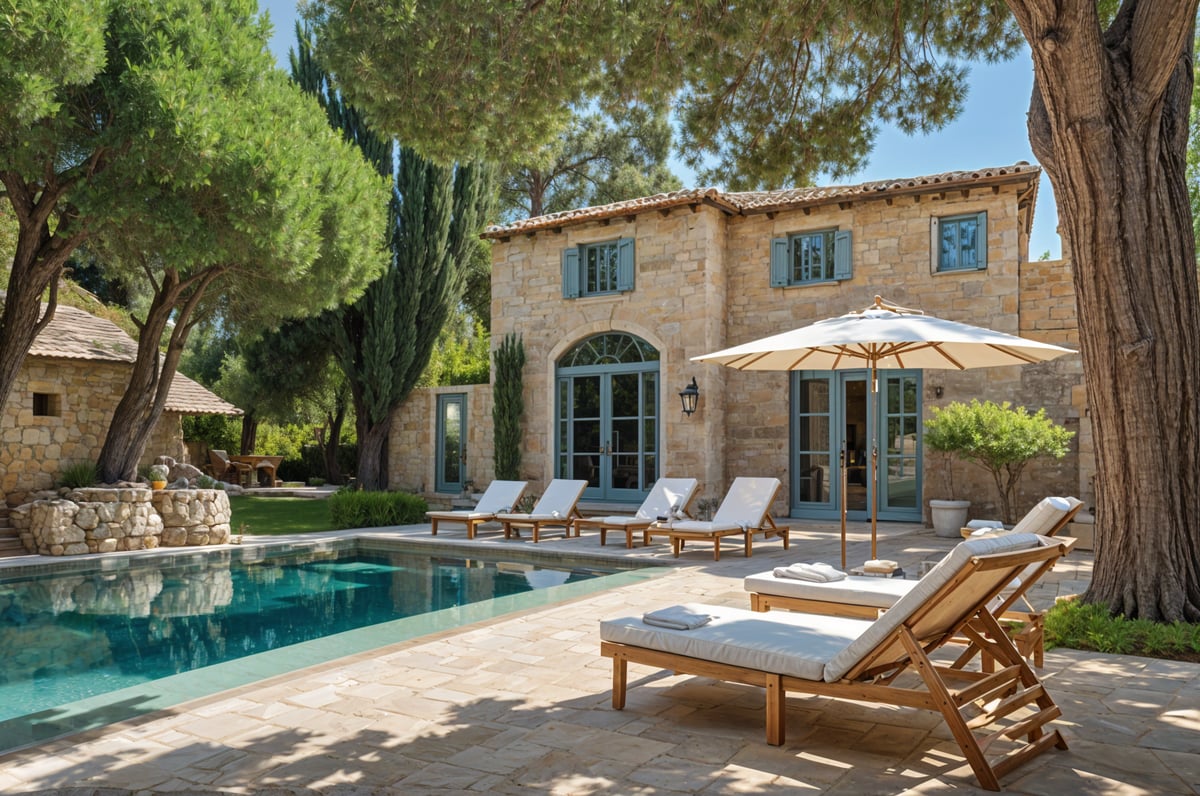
924, 399, 1074, 536
148, 464, 169, 490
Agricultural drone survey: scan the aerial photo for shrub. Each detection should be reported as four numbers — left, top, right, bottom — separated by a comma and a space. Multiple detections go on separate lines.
493, 333, 526, 480
924, 399, 1074, 523
1046, 599, 1200, 661
148, 464, 170, 482
196, 474, 223, 490
328, 490, 428, 529
59, 460, 98, 489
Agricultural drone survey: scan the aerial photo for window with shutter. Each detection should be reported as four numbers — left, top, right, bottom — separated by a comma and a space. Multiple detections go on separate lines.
934, 212, 988, 272
772, 229, 852, 286
562, 238, 635, 298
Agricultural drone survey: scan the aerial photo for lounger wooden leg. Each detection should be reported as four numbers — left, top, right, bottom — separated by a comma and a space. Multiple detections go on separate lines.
600, 527, 607, 545
781, 527, 790, 550
533, 524, 540, 543
713, 538, 721, 561
467, 520, 476, 540
765, 673, 784, 745
431, 519, 439, 536
672, 537, 682, 557
625, 529, 635, 549
612, 657, 628, 710
744, 531, 752, 557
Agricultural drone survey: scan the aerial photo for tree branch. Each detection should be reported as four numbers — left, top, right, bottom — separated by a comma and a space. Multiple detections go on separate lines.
1130, 0, 1200, 112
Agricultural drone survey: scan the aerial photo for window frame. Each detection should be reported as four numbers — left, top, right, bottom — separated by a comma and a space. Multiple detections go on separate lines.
933, 211, 988, 273
770, 228, 852, 287
562, 237, 635, 299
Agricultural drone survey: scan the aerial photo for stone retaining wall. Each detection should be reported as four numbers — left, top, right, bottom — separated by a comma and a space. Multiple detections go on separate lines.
11, 488, 230, 556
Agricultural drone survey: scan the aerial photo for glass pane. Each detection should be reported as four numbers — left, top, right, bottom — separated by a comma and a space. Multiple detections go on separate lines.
642, 454, 657, 488
575, 377, 600, 418
572, 420, 600, 451
572, 454, 599, 487
643, 419, 656, 452
796, 453, 830, 503
958, 218, 978, 268
612, 418, 638, 452
797, 378, 830, 414
797, 416, 829, 452
558, 380, 568, 419
888, 457, 918, 508
441, 402, 461, 484
558, 454, 568, 478
557, 421, 568, 455
941, 222, 959, 269
611, 374, 638, 417
612, 455, 640, 490
643, 372, 656, 416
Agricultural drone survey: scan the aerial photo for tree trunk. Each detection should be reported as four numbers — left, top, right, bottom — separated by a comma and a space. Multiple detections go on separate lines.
1013, 0, 1200, 620
322, 399, 346, 484
356, 413, 391, 491
0, 173, 84, 411
240, 412, 259, 456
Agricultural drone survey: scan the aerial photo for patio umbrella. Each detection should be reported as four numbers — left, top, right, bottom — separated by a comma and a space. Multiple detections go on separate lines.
693, 296, 1075, 566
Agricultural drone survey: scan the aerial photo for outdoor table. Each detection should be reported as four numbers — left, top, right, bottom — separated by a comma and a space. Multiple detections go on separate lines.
229, 455, 283, 487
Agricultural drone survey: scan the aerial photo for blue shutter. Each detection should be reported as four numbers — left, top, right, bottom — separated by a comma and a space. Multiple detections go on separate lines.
770, 238, 789, 286
562, 247, 580, 299
930, 217, 941, 273
974, 211, 988, 270
833, 230, 852, 280
616, 237, 635, 291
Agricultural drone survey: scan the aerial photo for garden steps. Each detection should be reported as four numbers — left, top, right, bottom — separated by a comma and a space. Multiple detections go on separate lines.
0, 506, 26, 557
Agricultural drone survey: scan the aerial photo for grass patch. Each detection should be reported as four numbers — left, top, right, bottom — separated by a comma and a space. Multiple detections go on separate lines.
1045, 598, 1200, 662
228, 496, 333, 536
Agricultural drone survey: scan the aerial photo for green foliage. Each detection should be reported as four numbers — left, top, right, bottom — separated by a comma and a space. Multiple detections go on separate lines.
425, 312, 491, 386
195, 474, 223, 490
310, 0, 1023, 188
498, 104, 682, 221
147, 464, 169, 482
925, 400, 1074, 523
1046, 599, 1200, 661
254, 423, 312, 462
327, 490, 428, 529
182, 415, 241, 454
492, 333, 527, 480
59, 460, 98, 489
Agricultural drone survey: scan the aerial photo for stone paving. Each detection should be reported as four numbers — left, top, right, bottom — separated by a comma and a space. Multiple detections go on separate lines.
0, 520, 1197, 794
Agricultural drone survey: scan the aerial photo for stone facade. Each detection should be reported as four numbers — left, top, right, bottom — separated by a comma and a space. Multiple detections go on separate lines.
11, 487, 230, 556
2, 357, 186, 504
393, 165, 1089, 524
388, 384, 494, 501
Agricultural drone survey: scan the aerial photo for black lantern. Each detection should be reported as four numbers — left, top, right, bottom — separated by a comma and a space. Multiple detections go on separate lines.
678, 377, 700, 416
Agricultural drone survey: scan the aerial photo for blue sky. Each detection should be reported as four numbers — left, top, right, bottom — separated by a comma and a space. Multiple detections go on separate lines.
260, 1, 1060, 258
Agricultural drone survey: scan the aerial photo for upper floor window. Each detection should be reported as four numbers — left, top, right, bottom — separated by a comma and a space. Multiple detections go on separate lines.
933, 212, 987, 272
770, 229, 852, 287
562, 237, 635, 298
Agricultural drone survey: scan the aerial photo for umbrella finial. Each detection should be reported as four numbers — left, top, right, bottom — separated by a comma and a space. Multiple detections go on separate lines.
867, 296, 925, 316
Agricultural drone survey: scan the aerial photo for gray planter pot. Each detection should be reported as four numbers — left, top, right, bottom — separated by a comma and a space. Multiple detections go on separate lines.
929, 499, 971, 538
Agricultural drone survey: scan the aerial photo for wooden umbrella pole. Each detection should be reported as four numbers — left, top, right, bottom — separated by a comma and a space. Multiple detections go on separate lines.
869, 361, 879, 561
840, 446, 847, 569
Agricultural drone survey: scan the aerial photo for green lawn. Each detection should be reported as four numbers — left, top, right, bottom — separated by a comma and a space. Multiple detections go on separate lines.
228, 496, 334, 535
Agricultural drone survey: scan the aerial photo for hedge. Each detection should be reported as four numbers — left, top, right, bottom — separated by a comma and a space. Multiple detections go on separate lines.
328, 489, 428, 529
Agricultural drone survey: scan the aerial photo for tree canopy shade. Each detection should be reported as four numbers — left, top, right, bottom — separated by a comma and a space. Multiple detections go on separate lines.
28, 0, 394, 482
308, 0, 1021, 189
312, 0, 1200, 621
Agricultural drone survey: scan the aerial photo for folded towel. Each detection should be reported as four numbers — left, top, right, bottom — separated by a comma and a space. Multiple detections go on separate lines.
773, 562, 847, 582
642, 604, 712, 630
863, 559, 899, 573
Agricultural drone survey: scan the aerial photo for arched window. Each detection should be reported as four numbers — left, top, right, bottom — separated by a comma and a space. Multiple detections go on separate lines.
558, 333, 660, 368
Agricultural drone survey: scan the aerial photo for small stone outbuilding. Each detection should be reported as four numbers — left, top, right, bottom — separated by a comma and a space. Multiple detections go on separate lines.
0, 298, 242, 505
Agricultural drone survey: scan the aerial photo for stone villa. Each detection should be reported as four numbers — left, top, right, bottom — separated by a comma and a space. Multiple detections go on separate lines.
394, 162, 1088, 526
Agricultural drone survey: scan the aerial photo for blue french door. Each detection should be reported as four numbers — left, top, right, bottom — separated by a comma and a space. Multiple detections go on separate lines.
435, 393, 466, 493
789, 370, 922, 521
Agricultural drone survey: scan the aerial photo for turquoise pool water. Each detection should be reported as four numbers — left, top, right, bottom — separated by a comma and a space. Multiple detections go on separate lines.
0, 539, 659, 752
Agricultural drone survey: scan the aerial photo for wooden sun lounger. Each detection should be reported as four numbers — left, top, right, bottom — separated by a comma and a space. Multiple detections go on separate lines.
600, 534, 1073, 791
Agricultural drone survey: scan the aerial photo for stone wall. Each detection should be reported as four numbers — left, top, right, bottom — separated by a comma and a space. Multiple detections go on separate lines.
1, 357, 188, 504
11, 488, 230, 556
389, 384, 494, 502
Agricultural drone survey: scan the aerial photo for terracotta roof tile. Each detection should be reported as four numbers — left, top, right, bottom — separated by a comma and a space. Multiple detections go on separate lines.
13, 300, 242, 416
483, 163, 1041, 238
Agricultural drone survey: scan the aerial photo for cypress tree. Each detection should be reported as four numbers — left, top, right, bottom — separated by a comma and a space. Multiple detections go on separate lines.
492, 334, 526, 481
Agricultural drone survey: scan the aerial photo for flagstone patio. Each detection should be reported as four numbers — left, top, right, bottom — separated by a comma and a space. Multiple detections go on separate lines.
0, 519, 1195, 794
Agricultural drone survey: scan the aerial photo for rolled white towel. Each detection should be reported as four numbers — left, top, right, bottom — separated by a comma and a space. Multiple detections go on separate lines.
642, 604, 712, 630
773, 562, 847, 582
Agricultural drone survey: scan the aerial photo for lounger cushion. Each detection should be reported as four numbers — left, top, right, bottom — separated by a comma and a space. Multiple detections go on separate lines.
598, 516, 655, 527
668, 520, 743, 534
823, 532, 1043, 681
426, 511, 496, 520
496, 513, 568, 522
601, 604, 873, 682
743, 572, 914, 608
1010, 496, 1080, 535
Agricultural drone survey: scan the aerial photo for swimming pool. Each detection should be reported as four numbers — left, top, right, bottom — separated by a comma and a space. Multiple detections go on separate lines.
0, 538, 660, 753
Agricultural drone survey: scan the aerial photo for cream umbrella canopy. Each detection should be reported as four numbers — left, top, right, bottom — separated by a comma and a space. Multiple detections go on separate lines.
693, 296, 1076, 565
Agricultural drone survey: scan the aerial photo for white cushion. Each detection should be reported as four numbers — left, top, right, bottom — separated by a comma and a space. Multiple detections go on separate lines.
528, 479, 589, 516
822, 532, 1044, 681
1010, 496, 1078, 535
426, 510, 494, 520
598, 516, 654, 527
743, 572, 915, 609
473, 480, 528, 514
711, 477, 781, 525
601, 604, 872, 682
668, 520, 743, 534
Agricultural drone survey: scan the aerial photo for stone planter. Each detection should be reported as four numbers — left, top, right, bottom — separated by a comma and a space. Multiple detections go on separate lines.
929, 499, 971, 538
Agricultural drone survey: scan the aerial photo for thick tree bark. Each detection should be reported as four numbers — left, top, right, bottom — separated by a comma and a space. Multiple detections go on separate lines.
355, 414, 391, 491
0, 173, 85, 412
1011, 0, 1200, 620
97, 268, 219, 483
240, 412, 259, 457
320, 398, 346, 484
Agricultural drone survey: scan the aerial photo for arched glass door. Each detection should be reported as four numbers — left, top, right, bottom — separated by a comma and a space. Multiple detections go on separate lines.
556, 333, 659, 502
